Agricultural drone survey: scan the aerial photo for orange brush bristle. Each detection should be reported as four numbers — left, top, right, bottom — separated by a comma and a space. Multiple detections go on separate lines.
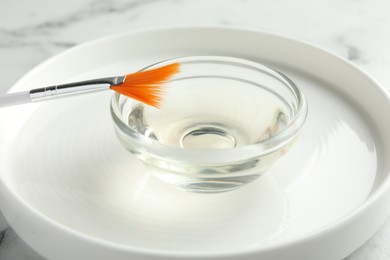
110, 63, 180, 108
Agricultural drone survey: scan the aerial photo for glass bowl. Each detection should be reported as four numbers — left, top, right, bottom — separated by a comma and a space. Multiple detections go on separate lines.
110, 56, 308, 193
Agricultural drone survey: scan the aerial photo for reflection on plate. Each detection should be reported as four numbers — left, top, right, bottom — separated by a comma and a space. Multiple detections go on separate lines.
7, 93, 289, 250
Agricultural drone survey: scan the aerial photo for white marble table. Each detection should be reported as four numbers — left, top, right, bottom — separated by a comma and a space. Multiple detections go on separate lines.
1, 0, 390, 259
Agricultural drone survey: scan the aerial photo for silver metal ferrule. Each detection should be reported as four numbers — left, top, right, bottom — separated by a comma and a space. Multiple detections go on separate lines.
29, 76, 126, 102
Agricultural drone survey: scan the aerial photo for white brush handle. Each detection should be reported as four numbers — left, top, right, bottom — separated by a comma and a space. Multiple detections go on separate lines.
0, 91, 31, 107
0, 75, 126, 108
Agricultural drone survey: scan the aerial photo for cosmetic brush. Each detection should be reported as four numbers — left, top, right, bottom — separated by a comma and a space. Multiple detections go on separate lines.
0, 63, 179, 108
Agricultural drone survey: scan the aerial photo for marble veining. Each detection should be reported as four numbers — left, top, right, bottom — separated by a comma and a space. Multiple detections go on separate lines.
0, 230, 5, 246
335, 35, 367, 63
1, 0, 390, 259
346, 45, 361, 61
0, 0, 162, 48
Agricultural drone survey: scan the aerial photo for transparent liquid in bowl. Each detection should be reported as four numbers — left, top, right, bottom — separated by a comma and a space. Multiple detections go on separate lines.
127, 77, 290, 149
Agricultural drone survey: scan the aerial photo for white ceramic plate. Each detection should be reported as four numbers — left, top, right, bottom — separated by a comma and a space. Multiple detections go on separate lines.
1, 27, 390, 260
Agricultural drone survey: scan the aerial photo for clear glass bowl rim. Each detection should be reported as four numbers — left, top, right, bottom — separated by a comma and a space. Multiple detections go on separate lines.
110, 56, 308, 164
